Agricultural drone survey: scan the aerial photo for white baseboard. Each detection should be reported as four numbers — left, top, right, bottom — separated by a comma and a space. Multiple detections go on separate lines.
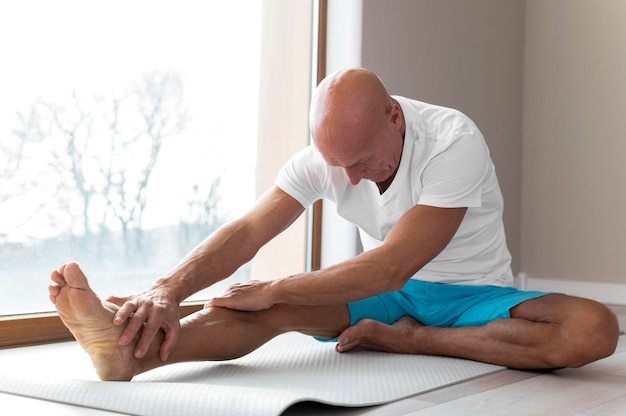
516, 274, 626, 306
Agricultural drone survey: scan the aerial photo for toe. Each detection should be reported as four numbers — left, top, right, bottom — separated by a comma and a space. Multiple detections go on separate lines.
48, 284, 60, 304
50, 269, 67, 287
62, 262, 91, 290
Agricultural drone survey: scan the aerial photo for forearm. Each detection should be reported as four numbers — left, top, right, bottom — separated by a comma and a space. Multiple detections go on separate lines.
153, 186, 305, 305
153, 219, 259, 303
270, 249, 410, 306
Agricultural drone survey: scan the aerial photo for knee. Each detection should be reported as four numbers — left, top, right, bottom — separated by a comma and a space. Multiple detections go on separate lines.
556, 301, 620, 368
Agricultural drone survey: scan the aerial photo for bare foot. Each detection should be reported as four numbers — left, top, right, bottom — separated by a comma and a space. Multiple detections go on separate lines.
49, 262, 138, 381
336, 316, 425, 354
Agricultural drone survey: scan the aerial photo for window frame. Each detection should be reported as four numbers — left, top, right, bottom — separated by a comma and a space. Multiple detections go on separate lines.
0, 304, 205, 349
0, 0, 327, 351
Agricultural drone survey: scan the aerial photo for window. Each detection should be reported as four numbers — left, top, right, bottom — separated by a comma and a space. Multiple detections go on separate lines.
0, 0, 320, 347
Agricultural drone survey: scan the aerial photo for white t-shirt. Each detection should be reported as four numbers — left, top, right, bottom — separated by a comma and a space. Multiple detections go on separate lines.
276, 96, 513, 286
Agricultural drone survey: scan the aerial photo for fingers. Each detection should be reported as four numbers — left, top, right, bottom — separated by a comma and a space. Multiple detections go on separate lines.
116, 300, 148, 345
111, 296, 139, 350
206, 297, 225, 308
159, 323, 180, 362
114, 298, 179, 359
133, 311, 165, 359
207, 280, 274, 311
107, 295, 129, 308
113, 298, 138, 327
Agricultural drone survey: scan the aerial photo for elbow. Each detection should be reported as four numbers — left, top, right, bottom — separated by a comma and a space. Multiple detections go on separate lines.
373, 248, 430, 293
368, 259, 416, 294
356, 249, 420, 295
387, 259, 421, 293
388, 277, 410, 293
384, 270, 413, 293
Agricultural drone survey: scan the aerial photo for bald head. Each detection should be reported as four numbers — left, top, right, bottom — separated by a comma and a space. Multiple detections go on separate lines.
309, 68, 405, 187
309, 68, 393, 146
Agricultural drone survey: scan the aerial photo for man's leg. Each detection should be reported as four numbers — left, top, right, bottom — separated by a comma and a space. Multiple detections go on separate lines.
336, 294, 620, 369
49, 262, 350, 381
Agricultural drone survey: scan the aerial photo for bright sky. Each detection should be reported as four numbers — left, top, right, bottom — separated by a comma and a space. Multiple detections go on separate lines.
0, 0, 261, 240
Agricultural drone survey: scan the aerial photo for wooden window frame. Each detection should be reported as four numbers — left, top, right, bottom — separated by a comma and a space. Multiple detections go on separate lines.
0, 304, 205, 349
0, 0, 327, 351
309, 0, 326, 273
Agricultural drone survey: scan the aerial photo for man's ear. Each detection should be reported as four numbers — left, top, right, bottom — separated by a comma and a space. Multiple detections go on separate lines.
389, 103, 403, 129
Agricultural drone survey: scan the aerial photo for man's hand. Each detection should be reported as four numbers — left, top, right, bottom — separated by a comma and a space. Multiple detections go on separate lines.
107, 289, 180, 362
208, 280, 276, 311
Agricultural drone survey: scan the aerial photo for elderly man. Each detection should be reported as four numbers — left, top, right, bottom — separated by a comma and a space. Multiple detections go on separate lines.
49, 68, 618, 381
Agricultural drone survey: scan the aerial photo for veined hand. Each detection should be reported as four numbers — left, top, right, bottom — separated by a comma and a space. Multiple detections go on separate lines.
208, 280, 276, 311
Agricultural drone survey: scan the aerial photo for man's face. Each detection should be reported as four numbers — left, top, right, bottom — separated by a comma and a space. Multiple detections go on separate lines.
309, 70, 405, 187
317, 126, 401, 186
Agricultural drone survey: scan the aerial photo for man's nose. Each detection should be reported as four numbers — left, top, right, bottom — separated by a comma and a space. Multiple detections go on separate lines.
345, 166, 364, 185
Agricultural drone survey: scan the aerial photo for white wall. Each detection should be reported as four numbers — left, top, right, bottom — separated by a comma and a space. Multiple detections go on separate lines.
521, 0, 626, 302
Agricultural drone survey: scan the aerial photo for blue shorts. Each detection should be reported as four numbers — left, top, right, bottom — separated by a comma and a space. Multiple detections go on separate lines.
317, 280, 551, 341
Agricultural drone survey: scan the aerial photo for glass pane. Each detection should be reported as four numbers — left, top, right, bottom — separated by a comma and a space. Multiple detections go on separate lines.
0, 0, 261, 316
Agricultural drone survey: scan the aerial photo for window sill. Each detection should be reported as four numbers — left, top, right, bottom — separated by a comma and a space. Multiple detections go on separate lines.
0, 303, 204, 350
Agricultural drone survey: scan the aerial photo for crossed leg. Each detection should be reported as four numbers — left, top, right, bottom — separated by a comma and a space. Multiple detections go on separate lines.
336, 294, 620, 369
49, 262, 350, 381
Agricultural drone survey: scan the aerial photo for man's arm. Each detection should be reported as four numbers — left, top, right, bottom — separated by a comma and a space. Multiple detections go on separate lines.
210, 204, 467, 310
111, 186, 305, 360
152, 185, 306, 302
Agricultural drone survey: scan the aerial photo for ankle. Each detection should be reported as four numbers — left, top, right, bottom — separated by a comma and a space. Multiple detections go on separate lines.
395, 318, 431, 354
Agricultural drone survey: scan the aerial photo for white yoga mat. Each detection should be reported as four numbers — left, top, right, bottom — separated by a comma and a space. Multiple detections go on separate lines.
0, 332, 503, 415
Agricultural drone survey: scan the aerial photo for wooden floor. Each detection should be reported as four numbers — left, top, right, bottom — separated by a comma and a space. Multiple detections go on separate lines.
286, 304, 626, 415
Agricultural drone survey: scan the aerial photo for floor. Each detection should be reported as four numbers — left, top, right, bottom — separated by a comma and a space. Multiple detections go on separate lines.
1, 305, 625, 415
285, 304, 626, 415
286, 339, 626, 415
